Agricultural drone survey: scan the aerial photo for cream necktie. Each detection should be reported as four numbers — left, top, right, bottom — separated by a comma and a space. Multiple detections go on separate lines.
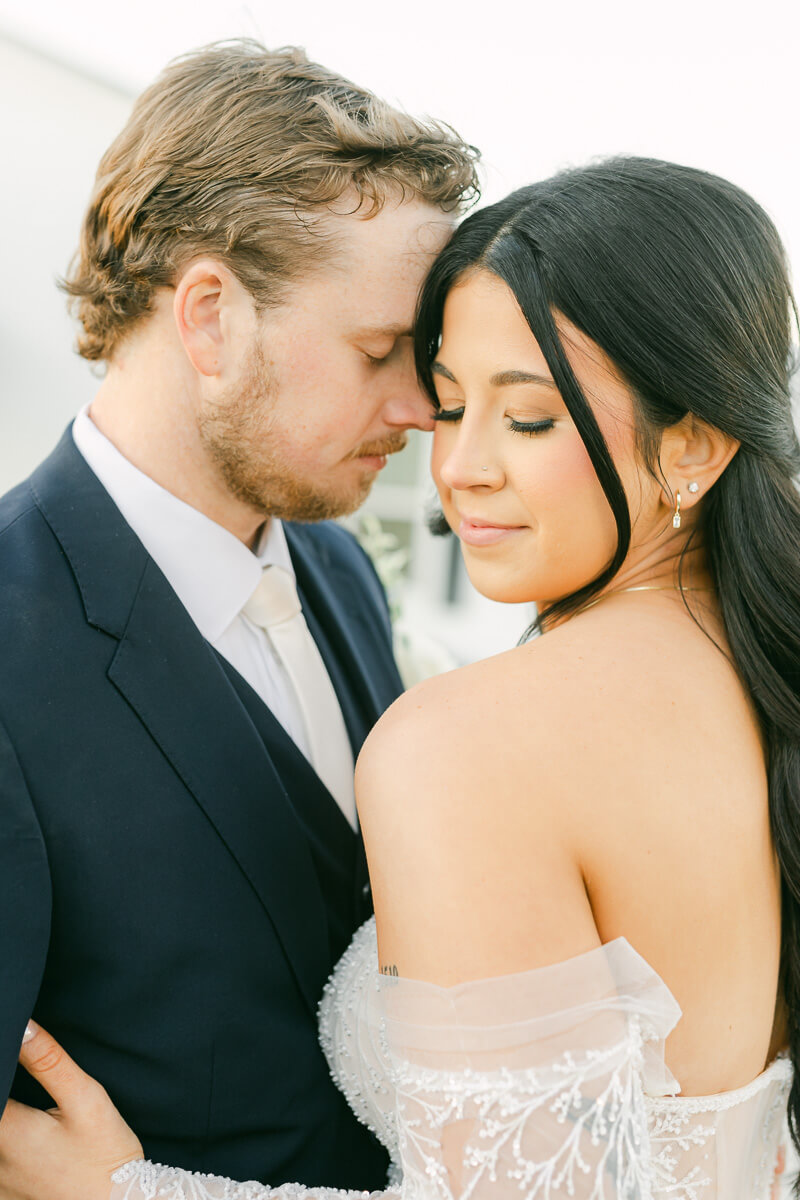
242, 566, 357, 829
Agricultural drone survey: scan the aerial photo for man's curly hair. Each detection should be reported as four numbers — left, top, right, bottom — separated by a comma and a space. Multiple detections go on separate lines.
64, 39, 481, 362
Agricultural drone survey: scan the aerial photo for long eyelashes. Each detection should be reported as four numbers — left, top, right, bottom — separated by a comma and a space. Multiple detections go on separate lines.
432, 408, 556, 438
431, 408, 464, 422
509, 418, 556, 437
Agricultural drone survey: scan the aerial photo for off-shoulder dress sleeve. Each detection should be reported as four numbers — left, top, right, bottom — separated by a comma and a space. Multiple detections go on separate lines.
110, 923, 790, 1200
369, 938, 682, 1200
109, 936, 680, 1200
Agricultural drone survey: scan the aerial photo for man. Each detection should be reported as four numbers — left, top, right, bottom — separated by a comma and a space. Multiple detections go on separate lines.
0, 40, 478, 1190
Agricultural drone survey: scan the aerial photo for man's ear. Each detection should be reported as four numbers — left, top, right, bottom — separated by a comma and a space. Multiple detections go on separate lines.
173, 259, 242, 377
658, 414, 740, 515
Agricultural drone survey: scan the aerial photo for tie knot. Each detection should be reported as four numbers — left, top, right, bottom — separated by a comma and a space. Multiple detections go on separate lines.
243, 567, 301, 628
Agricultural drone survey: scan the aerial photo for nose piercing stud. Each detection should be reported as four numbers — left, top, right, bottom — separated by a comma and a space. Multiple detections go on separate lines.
481, 466, 489, 472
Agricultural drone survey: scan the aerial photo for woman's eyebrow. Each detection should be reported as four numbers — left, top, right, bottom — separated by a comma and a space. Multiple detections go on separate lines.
490, 369, 557, 388
430, 362, 557, 389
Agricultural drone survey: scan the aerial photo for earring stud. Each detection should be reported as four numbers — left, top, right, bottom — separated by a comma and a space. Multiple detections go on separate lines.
688, 481, 699, 494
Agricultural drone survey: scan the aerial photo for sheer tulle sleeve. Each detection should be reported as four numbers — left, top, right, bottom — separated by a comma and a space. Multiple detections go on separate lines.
370, 938, 682, 1200
108, 922, 790, 1200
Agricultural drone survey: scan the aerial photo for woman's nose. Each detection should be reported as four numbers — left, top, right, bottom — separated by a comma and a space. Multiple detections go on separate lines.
438, 435, 503, 491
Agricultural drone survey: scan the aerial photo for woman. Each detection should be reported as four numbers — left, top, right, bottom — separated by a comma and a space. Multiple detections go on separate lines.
3, 156, 798, 1199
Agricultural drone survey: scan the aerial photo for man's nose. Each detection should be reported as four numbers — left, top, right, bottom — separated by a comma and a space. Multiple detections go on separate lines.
382, 374, 436, 432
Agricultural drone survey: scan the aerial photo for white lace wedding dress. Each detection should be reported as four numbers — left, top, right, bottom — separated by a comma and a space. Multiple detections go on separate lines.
111, 918, 791, 1200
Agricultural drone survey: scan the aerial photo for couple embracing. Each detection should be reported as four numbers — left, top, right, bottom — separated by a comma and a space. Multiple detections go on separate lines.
0, 38, 797, 1200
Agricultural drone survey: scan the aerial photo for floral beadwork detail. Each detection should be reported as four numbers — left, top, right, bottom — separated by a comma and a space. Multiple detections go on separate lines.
111, 1159, 390, 1200
388, 1024, 656, 1199
111, 921, 792, 1200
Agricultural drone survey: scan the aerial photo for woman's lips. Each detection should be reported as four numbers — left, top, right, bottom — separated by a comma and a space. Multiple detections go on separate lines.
458, 517, 525, 547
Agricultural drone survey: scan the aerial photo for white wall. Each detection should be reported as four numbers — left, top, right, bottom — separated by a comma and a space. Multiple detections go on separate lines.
0, 36, 131, 485
0, 0, 797, 261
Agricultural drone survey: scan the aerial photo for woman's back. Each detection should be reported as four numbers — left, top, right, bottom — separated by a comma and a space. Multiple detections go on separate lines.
546, 592, 781, 1092
357, 588, 782, 1099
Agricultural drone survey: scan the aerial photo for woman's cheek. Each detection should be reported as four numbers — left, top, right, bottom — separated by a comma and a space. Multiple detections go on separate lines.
514, 433, 599, 513
515, 438, 617, 583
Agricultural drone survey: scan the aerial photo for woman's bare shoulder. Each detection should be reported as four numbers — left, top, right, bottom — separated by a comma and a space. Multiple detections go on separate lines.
355, 600, 771, 988
357, 597, 764, 842
355, 640, 603, 982
355, 641, 550, 806
355, 613, 634, 876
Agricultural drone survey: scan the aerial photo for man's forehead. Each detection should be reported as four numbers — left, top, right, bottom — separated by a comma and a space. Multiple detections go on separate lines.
328, 197, 454, 264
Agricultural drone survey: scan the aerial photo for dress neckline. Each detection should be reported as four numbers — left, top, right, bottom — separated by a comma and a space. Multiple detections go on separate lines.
368, 921, 789, 1109
646, 1052, 791, 1110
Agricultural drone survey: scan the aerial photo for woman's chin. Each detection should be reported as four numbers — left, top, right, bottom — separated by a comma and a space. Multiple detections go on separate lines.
461, 566, 539, 608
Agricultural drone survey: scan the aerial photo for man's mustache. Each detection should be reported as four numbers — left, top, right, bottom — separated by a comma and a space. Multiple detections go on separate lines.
348, 435, 408, 459
347, 434, 453, 536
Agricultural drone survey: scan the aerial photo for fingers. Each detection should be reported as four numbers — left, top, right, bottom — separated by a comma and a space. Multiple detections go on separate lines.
18, 1022, 99, 1113
0, 1098, 47, 1150
1, 1097, 35, 1134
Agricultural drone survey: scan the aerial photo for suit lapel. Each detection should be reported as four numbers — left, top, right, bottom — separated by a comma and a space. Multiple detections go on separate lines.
31, 433, 331, 1014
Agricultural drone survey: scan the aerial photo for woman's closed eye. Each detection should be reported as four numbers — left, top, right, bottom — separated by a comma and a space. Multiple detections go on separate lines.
431, 406, 465, 423
508, 417, 556, 436
432, 407, 556, 437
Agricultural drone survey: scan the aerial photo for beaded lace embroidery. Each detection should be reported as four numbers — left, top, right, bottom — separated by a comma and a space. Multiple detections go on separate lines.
112, 919, 791, 1200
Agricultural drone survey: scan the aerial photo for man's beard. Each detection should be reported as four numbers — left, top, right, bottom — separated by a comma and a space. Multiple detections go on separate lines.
197, 342, 406, 522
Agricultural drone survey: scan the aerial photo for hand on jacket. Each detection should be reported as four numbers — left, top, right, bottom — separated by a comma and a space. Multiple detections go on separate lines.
0, 1022, 142, 1200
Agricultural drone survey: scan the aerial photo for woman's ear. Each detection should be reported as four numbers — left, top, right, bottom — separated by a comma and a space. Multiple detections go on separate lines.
173, 259, 245, 378
658, 414, 740, 514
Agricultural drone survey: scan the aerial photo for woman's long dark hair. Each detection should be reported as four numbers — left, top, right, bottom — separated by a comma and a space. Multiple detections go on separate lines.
415, 156, 800, 1158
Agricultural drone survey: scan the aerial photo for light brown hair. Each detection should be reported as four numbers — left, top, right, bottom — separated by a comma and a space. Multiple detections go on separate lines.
65, 40, 481, 362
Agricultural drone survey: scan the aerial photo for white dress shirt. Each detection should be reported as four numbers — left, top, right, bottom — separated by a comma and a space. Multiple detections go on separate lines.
72, 405, 344, 763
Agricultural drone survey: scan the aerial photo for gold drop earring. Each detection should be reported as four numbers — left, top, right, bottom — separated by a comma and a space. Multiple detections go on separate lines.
672, 491, 682, 529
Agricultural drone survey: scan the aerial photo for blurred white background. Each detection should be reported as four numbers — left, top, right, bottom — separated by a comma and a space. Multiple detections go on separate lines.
1, 0, 798, 661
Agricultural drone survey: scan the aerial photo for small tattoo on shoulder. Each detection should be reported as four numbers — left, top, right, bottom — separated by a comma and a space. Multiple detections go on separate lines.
380, 964, 399, 977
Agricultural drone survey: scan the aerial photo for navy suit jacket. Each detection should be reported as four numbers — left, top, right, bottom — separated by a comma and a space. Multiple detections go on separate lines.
0, 430, 403, 1187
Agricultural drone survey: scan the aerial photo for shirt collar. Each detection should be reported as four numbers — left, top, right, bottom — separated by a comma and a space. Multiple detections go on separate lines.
72, 404, 294, 643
